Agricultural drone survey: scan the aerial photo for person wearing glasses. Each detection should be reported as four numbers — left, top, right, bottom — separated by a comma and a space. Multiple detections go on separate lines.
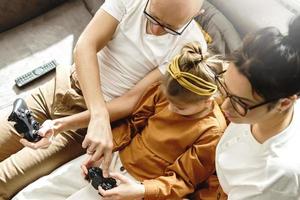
0, 0, 207, 198
73, 0, 206, 179
215, 15, 300, 199
13, 43, 226, 200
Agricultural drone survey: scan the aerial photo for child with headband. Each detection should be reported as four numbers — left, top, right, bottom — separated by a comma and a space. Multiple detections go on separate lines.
14, 42, 226, 200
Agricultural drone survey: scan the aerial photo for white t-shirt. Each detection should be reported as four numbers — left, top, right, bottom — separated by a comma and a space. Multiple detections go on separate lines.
216, 101, 300, 200
98, 0, 207, 101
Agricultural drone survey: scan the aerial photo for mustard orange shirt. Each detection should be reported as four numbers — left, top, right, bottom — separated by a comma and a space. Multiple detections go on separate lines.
112, 83, 227, 200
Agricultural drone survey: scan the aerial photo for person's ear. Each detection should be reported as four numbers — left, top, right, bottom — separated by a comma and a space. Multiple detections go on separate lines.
275, 95, 297, 113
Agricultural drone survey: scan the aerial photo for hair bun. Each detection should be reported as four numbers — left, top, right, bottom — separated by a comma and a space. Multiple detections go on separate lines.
180, 42, 207, 70
287, 15, 300, 50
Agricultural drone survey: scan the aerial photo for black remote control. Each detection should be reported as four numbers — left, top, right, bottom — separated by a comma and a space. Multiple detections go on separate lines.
15, 60, 58, 87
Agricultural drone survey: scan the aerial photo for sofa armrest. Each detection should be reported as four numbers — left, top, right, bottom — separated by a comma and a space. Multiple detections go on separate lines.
208, 0, 295, 36
83, 0, 105, 15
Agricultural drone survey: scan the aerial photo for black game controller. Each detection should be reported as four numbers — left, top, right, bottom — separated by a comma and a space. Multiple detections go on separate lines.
8, 98, 41, 142
87, 167, 117, 191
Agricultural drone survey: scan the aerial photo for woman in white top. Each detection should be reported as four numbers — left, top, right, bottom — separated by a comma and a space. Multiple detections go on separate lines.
216, 15, 300, 200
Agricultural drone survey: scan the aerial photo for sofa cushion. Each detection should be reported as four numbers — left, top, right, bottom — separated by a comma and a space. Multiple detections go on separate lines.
276, 0, 300, 14
195, 1, 242, 54
83, 0, 105, 15
208, 0, 294, 36
0, 0, 68, 32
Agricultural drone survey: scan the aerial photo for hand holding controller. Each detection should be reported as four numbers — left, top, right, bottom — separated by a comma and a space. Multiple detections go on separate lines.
86, 167, 117, 191
8, 98, 41, 142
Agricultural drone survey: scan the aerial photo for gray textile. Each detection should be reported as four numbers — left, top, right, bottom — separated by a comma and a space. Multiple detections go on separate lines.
83, 0, 105, 15
0, 0, 67, 32
195, 1, 242, 54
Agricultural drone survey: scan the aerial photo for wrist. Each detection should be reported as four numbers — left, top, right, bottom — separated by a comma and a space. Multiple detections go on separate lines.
90, 107, 110, 120
52, 118, 65, 135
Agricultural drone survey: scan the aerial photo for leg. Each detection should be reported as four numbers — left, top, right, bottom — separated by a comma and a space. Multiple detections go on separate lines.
67, 152, 138, 200
66, 184, 102, 200
12, 155, 89, 200
0, 66, 87, 199
0, 131, 85, 200
0, 111, 24, 161
13, 152, 138, 200
0, 77, 58, 162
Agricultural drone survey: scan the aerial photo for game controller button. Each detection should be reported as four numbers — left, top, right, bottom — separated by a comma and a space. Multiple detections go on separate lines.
120, 166, 125, 171
25, 110, 31, 116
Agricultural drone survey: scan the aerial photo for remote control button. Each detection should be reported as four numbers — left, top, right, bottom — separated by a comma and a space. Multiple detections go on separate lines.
42, 65, 48, 69
33, 68, 44, 75
120, 166, 125, 171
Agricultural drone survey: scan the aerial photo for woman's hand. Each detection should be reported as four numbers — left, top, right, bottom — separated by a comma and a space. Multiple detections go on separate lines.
82, 114, 113, 177
98, 172, 145, 200
20, 119, 56, 149
80, 154, 103, 177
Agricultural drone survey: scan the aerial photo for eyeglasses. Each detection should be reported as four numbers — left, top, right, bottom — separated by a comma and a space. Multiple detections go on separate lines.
143, 0, 193, 35
214, 71, 277, 116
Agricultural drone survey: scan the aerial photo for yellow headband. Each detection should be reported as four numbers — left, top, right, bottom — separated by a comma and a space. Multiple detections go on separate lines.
167, 55, 218, 96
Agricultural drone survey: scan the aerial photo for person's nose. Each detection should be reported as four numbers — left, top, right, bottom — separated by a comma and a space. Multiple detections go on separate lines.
150, 23, 166, 35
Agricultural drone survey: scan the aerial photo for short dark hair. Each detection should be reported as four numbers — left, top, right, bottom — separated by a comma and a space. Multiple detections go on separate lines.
228, 16, 300, 104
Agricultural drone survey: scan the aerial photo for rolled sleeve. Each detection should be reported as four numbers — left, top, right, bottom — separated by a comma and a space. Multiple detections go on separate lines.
143, 180, 160, 200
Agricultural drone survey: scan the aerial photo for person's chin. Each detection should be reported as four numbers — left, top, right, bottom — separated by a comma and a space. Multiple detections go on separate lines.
224, 112, 242, 123
172, 110, 189, 116
151, 31, 166, 36
228, 117, 244, 124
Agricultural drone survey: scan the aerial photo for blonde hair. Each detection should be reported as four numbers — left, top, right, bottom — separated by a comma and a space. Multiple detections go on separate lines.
163, 42, 223, 103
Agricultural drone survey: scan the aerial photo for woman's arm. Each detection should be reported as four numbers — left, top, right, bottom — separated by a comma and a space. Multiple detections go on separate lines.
21, 69, 162, 149
56, 68, 162, 133
74, 8, 118, 115
73, 8, 120, 176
